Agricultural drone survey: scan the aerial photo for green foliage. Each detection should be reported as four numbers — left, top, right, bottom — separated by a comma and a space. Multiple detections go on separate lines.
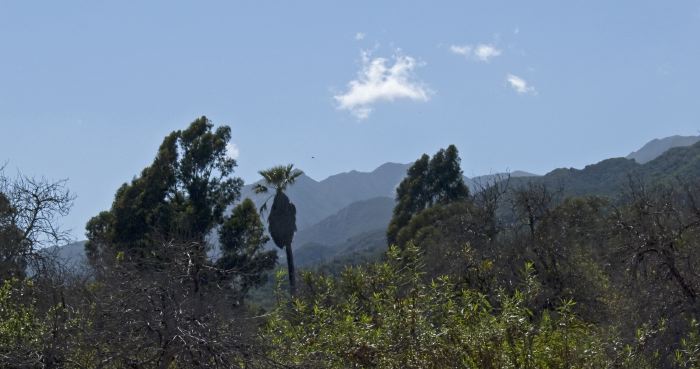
0, 279, 42, 363
676, 320, 700, 369
394, 200, 499, 291
254, 164, 303, 196
263, 245, 612, 369
387, 153, 429, 246
520, 195, 613, 318
387, 145, 469, 246
217, 198, 278, 299
85, 116, 243, 265
426, 144, 470, 205
386, 172, 700, 366
611, 180, 700, 329
77, 119, 279, 366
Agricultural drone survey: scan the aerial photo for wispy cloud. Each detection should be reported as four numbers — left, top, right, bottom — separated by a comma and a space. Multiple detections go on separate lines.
355, 32, 366, 41
506, 74, 536, 94
226, 142, 240, 160
449, 45, 471, 57
450, 43, 502, 62
334, 51, 431, 120
474, 44, 502, 62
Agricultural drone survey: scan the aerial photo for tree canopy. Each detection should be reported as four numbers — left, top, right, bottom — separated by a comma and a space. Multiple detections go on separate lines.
217, 198, 278, 301
387, 145, 469, 246
85, 116, 243, 264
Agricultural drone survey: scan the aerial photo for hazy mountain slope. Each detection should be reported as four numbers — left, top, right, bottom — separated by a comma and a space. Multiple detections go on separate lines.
296, 229, 387, 268
626, 135, 700, 164
288, 197, 393, 266
318, 163, 409, 205
42, 240, 88, 270
467, 170, 538, 190
293, 196, 394, 248
316, 229, 387, 271
642, 143, 700, 184
293, 242, 338, 267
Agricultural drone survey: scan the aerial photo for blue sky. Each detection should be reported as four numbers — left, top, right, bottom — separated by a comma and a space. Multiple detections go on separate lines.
2, 1, 700, 240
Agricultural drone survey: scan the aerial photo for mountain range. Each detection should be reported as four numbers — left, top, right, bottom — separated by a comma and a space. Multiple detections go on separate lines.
510, 136, 700, 199
51, 134, 700, 268
239, 164, 536, 230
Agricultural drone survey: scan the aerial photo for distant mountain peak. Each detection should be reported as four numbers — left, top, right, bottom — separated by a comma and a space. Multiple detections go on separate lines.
373, 162, 410, 171
319, 162, 409, 182
627, 135, 700, 164
510, 170, 539, 177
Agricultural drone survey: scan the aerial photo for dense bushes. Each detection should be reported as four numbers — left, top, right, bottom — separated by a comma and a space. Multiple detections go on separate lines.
264, 246, 639, 368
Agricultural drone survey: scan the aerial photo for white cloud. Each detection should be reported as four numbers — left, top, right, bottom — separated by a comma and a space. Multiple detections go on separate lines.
474, 44, 502, 62
226, 142, 240, 160
450, 43, 501, 62
334, 52, 431, 120
449, 45, 471, 56
355, 32, 366, 40
506, 74, 536, 94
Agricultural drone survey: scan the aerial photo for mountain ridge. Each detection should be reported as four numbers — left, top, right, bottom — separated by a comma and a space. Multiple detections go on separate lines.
511, 139, 700, 198
55, 133, 700, 267
626, 135, 700, 164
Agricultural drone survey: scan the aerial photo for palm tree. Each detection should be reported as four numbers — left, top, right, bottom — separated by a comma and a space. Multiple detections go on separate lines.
254, 164, 303, 295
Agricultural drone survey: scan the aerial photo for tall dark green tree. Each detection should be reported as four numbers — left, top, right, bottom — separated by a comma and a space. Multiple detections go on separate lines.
387, 145, 469, 246
427, 145, 470, 205
217, 198, 277, 302
85, 116, 243, 266
387, 154, 430, 247
254, 164, 303, 295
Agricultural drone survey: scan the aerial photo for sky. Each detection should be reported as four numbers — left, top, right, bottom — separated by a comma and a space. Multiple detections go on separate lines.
2, 1, 700, 240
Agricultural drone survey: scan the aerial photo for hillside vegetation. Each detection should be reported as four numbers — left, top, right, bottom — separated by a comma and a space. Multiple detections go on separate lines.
3, 120, 700, 368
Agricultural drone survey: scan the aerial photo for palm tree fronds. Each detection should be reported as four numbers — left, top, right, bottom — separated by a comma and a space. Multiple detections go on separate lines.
253, 184, 268, 194
258, 164, 303, 191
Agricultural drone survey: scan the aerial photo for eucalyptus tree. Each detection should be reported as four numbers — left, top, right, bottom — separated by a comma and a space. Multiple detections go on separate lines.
387, 145, 469, 246
254, 164, 303, 295
85, 116, 243, 268
217, 198, 278, 302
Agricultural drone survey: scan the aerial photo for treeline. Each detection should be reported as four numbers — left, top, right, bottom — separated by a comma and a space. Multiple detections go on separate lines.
1, 118, 700, 368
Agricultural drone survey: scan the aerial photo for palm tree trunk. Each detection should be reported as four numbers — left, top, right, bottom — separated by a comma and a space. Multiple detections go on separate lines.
285, 243, 296, 296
